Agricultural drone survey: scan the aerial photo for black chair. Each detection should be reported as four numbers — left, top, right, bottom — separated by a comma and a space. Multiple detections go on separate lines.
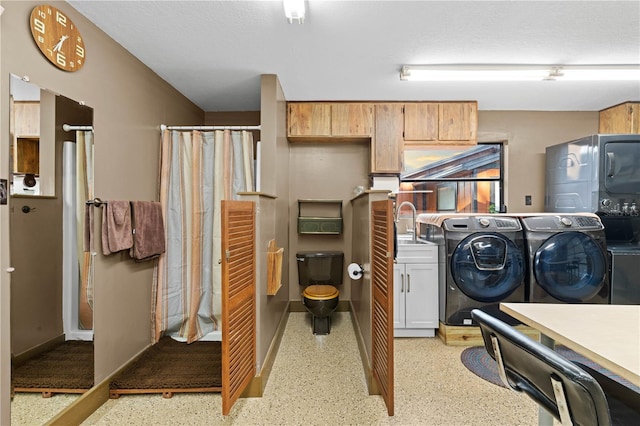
471, 309, 640, 426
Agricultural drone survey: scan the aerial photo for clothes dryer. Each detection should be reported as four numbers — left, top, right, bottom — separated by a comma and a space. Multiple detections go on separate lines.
419, 215, 527, 326
520, 214, 610, 304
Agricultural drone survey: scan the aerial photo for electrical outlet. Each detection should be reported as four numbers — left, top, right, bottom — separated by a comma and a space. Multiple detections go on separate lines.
525, 195, 532, 206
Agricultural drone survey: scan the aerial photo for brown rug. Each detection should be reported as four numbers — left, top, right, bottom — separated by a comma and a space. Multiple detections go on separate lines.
109, 337, 222, 397
12, 340, 94, 392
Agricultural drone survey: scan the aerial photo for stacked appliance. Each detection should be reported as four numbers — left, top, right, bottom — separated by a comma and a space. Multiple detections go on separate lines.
417, 215, 527, 325
519, 214, 609, 304
545, 134, 640, 304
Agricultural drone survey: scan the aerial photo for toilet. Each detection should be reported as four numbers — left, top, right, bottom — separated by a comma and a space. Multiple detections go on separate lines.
296, 251, 343, 335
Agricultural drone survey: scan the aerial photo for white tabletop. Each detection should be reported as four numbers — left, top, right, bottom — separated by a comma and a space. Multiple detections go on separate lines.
500, 303, 640, 387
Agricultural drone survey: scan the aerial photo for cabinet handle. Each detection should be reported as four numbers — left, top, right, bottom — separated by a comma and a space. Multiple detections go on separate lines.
407, 274, 411, 293
401, 273, 404, 292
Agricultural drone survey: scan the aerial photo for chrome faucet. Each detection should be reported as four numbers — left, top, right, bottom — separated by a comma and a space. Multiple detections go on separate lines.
395, 201, 417, 242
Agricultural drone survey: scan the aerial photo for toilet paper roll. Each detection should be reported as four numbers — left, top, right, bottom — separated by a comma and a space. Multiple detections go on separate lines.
348, 263, 363, 280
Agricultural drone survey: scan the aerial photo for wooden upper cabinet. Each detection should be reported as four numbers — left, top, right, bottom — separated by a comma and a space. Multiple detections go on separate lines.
331, 103, 373, 137
372, 103, 404, 173
403, 101, 478, 145
288, 102, 372, 141
404, 103, 438, 141
599, 102, 640, 134
288, 103, 331, 138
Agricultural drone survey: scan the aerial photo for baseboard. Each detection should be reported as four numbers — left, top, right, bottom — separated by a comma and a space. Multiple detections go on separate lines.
289, 300, 350, 313
349, 301, 379, 396
13, 335, 65, 366
241, 302, 290, 398
45, 342, 152, 425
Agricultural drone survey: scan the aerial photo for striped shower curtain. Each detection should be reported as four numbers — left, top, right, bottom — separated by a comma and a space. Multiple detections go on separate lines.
153, 129, 254, 343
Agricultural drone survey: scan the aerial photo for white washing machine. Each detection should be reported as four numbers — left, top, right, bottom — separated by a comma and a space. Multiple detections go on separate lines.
520, 214, 610, 304
420, 215, 527, 326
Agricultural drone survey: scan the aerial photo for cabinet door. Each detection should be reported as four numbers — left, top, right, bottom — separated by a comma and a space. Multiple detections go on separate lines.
404, 263, 438, 329
599, 102, 640, 134
288, 103, 331, 137
393, 264, 405, 329
438, 102, 478, 143
404, 103, 438, 141
331, 103, 373, 137
372, 103, 404, 173
14, 101, 40, 137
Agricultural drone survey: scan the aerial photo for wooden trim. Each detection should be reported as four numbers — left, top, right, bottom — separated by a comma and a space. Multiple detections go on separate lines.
437, 322, 541, 346
12, 335, 65, 365
45, 377, 110, 426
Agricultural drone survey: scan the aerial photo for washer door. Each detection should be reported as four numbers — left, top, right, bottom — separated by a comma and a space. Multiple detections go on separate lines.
451, 233, 525, 302
534, 232, 607, 302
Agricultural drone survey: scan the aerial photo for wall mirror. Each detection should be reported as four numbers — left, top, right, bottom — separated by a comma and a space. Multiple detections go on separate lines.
9, 73, 95, 424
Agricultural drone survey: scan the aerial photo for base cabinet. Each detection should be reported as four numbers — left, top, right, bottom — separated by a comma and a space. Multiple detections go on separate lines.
393, 262, 438, 337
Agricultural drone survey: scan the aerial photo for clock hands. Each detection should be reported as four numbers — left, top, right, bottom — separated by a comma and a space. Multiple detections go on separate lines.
52, 35, 69, 52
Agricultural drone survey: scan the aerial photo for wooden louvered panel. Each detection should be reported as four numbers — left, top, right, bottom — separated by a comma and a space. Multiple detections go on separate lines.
221, 201, 256, 416
370, 200, 394, 416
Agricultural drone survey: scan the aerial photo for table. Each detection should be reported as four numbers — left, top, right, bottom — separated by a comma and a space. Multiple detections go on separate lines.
500, 303, 640, 425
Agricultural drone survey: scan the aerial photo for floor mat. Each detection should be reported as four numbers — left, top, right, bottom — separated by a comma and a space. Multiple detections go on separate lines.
12, 340, 94, 393
109, 337, 222, 398
461, 345, 640, 393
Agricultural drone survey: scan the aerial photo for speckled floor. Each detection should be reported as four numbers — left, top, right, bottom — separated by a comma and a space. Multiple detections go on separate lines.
13, 312, 542, 425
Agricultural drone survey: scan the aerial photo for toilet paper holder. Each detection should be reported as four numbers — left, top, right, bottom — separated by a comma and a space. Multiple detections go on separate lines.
348, 263, 364, 280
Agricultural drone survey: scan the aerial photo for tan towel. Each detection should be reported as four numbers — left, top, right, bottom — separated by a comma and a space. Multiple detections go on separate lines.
129, 201, 165, 261
101, 200, 133, 255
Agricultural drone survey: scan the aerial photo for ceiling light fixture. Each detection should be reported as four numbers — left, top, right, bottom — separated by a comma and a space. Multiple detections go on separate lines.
400, 65, 640, 82
283, 0, 305, 24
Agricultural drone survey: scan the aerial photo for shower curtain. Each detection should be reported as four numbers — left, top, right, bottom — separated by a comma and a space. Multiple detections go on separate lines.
77, 130, 94, 329
153, 129, 254, 343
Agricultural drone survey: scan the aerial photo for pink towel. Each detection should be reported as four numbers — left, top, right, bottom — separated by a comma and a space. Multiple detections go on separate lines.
129, 201, 165, 261
101, 200, 133, 255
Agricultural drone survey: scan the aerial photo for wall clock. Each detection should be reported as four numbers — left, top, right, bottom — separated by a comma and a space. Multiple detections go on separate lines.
29, 4, 86, 72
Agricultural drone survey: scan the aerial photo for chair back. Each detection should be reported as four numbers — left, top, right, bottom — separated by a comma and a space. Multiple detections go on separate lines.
471, 309, 611, 426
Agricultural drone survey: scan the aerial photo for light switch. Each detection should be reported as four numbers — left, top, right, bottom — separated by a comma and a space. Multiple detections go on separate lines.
525, 195, 532, 205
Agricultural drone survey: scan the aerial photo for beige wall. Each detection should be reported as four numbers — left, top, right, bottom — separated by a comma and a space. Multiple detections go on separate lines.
478, 111, 599, 213
288, 142, 370, 303
1, 1, 203, 422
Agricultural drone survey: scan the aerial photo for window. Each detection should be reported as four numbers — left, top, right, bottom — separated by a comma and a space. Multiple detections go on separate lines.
398, 143, 504, 214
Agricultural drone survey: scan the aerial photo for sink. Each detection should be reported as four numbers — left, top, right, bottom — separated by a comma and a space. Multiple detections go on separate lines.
396, 239, 437, 263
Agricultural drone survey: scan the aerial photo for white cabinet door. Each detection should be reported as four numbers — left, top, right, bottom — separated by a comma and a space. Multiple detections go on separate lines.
404, 263, 438, 329
393, 264, 405, 329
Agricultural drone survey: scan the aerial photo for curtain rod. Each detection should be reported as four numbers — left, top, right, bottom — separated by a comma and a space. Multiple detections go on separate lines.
63, 124, 94, 132
160, 124, 261, 131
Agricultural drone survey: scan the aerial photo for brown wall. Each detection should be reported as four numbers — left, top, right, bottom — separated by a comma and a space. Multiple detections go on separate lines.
478, 111, 598, 213
288, 142, 370, 302
1, 2, 203, 422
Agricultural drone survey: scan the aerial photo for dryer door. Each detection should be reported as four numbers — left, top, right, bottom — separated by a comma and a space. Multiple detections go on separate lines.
451, 233, 525, 302
533, 232, 607, 302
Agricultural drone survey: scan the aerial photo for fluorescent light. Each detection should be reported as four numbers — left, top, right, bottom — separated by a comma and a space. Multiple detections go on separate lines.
283, 0, 305, 24
400, 65, 640, 82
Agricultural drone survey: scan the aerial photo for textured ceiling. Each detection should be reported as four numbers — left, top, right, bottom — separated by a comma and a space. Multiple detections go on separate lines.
67, 0, 640, 111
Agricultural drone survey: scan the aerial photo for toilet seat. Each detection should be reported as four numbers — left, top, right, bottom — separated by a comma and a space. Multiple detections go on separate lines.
302, 285, 339, 301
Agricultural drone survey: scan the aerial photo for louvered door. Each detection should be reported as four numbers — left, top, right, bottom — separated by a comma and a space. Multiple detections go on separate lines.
221, 200, 256, 415
371, 199, 394, 416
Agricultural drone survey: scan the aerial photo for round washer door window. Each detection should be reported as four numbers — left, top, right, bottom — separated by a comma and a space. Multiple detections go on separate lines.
451, 233, 526, 302
534, 232, 607, 302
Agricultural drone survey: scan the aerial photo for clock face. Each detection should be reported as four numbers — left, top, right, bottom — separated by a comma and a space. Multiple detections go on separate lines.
30, 5, 86, 72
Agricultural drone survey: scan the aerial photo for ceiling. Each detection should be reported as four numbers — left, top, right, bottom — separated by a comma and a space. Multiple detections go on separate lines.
67, 0, 640, 112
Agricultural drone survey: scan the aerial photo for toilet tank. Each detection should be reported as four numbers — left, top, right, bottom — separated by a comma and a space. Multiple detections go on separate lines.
296, 251, 344, 285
